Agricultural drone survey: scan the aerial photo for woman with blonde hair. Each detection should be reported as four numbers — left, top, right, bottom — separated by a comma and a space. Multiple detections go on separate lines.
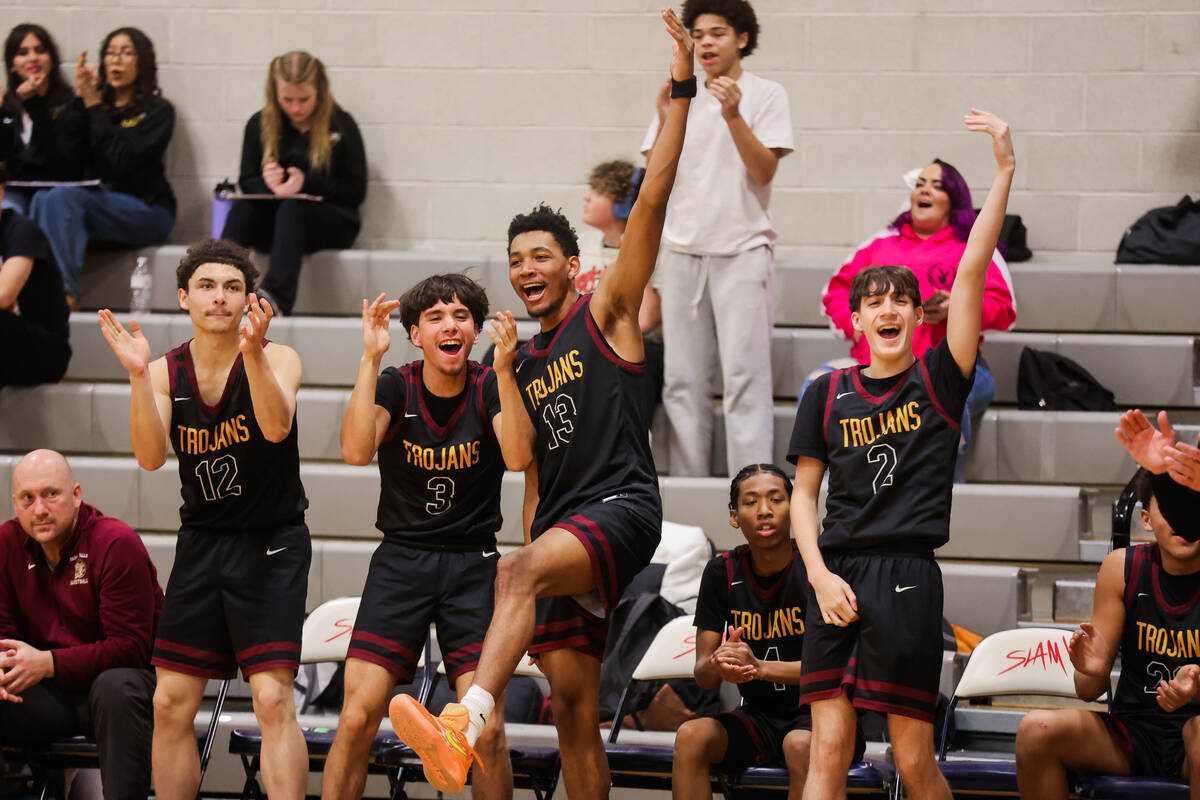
221, 50, 366, 315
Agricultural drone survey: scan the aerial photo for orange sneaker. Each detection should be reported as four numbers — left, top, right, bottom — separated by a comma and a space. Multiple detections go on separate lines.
439, 702, 470, 732
389, 694, 483, 793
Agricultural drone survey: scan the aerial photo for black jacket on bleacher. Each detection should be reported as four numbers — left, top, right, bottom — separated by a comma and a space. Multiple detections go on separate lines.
0, 84, 89, 183
86, 96, 176, 214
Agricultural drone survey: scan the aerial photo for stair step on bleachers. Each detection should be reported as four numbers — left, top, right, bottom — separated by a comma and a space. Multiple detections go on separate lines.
66, 312, 1198, 409
78, 247, 1200, 334
1052, 579, 1097, 623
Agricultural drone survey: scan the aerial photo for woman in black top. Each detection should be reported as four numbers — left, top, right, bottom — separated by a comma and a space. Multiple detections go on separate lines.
29, 27, 174, 309
221, 50, 366, 316
0, 24, 88, 215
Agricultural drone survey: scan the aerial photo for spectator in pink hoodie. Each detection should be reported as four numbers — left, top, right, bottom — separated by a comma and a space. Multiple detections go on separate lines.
810, 158, 1016, 482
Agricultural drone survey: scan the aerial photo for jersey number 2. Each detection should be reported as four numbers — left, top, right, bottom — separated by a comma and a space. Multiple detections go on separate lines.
867, 443, 897, 494
194, 455, 242, 501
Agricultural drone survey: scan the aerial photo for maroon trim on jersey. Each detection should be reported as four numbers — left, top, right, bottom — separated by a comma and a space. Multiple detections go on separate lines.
1150, 544, 1200, 616
154, 638, 230, 664
178, 340, 247, 417
797, 662, 854, 686
854, 677, 937, 704
151, 654, 235, 680
822, 369, 844, 441
560, 514, 620, 611
443, 642, 484, 682
519, 295, 588, 358
243, 659, 299, 677
236, 641, 301, 660
740, 548, 794, 603
584, 303, 646, 374
918, 359, 961, 431
345, 648, 414, 681
412, 361, 471, 438
350, 630, 419, 662
1124, 544, 1148, 609
849, 362, 915, 405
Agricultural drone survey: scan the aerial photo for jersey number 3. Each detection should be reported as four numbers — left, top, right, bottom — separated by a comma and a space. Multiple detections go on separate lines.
427, 476, 455, 515
194, 455, 242, 501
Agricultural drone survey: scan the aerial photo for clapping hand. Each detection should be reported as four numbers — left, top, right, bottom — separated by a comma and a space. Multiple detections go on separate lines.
710, 76, 742, 121
711, 627, 757, 684
362, 293, 401, 361
98, 310, 152, 377
1116, 409, 1177, 475
1158, 664, 1200, 712
1067, 623, 1110, 679
487, 311, 520, 374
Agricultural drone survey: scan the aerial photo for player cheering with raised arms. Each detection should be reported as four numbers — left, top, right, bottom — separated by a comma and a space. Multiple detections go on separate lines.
98, 239, 310, 800
787, 110, 1014, 800
388, 8, 694, 799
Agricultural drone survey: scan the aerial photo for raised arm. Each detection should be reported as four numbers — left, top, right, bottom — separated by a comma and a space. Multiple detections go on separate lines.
98, 311, 172, 470
341, 294, 400, 465
240, 295, 301, 442
945, 109, 1015, 377
591, 8, 693, 351
1070, 548, 1125, 702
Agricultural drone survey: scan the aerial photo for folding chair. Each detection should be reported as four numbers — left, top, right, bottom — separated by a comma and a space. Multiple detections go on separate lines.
375, 652, 561, 800
0, 676, 228, 800
230, 597, 421, 800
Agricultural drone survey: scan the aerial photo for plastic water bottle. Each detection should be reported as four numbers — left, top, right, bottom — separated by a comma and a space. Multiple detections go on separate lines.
130, 255, 152, 314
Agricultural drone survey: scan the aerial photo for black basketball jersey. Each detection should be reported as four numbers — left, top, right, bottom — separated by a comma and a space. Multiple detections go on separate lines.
513, 295, 661, 536
793, 340, 969, 554
1112, 543, 1200, 721
166, 341, 307, 531
374, 361, 504, 550
694, 544, 807, 716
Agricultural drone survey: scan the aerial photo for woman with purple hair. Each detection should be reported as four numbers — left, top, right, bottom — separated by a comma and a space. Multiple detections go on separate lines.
808, 158, 1017, 483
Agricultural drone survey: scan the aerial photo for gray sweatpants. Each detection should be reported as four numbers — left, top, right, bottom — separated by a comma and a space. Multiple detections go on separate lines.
659, 245, 775, 477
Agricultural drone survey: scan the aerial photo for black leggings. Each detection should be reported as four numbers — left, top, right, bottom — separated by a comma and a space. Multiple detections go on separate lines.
221, 197, 360, 315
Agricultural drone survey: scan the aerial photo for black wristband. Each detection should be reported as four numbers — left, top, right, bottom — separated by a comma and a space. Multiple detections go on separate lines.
670, 76, 697, 99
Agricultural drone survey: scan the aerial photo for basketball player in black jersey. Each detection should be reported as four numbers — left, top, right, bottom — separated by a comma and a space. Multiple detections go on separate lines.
1015, 469, 1200, 798
388, 10, 693, 798
321, 274, 513, 800
786, 111, 1014, 800
675, 464, 828, 800
97, 239, 309, 800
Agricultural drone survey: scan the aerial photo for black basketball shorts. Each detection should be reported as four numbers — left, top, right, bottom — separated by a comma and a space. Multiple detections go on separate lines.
797, 552, 944, 722
152, 521, 310, 679
348, 541, 498, 684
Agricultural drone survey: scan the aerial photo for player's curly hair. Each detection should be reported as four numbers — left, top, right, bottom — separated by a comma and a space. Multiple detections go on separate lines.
588, 160, 637, 202
398, 272, 489, 335
507, 203, 580, 259
681, 0, 760, 58
176, 238, 260, 292
729, 463, 793, 510
848, 265, 922, 313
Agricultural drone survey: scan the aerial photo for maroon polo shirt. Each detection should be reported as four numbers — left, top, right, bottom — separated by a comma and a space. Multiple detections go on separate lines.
0, 502, 163, 691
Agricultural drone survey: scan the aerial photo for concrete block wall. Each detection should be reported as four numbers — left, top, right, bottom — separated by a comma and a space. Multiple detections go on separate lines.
5, 2, 1199, 258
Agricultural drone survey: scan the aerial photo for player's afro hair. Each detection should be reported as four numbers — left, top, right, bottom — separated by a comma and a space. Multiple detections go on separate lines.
681, 0, 760, 58
176, 238, 260, 293
507, 203, 580, 259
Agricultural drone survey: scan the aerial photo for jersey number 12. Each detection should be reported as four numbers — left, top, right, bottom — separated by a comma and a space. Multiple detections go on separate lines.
194, 455, 243, 501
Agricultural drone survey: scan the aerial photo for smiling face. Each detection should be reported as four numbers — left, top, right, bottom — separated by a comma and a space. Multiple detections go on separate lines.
852, 288, 923, 366
12, 450, 81, 551
508, 230, 579, 320
103, 33, 138, 91
909, 163, 952, 237
275, 79, 317, 131
691, 13, 747, 79
179, 262, 248, 335
729, 471, 791, 550
410, 296, 477, 378
11, 32, 51, 83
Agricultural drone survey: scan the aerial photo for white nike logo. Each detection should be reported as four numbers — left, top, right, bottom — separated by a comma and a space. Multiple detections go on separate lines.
174, 396, 191, 401
731, 580, 744, 586
836, 391, 855, 400
895, 584, 917, 593
266, 547, 287, 556
602, 493, 627, 503
482, 550, 497, 557
27, 563, 35, 570
1137, 592, 1150, 598
404, 412, 418, 418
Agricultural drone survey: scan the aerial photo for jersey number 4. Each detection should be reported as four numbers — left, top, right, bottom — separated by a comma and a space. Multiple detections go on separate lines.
194, 455, 242, 501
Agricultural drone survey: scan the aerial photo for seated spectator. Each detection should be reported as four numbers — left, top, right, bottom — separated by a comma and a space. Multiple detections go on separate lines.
579, 158, 663, 414
0, 163, 71, 387
815, 159, 1016, 482
1015, 468, 1200, 798
0, 449, 163, 799
0, 24, 88, 215
30, 27, 174, 311
221, 50, 366, 316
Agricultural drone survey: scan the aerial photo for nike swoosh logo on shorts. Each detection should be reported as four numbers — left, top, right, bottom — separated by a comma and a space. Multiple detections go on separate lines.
895, 584, 917, 593
27, 563, 35, 570
266, 547, 288, 556
482, 550, 497, 557
836, 391, 855, 400
731, 581, 744, 586
1137, 592, 1150, 598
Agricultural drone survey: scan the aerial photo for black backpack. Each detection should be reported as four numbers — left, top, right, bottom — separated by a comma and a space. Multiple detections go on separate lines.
1017, 348, 1117, 411
1116, 195, 1200, 265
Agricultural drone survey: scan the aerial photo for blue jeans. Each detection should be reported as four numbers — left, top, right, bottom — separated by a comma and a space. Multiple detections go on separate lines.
798, 354, 995, 484
1, 187, 36, 215
30, 186, 174, 297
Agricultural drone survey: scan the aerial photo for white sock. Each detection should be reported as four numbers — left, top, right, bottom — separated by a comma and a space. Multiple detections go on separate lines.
460, 685, 495, 747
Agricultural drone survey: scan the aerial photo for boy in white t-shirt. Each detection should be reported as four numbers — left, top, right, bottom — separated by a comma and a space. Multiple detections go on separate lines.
642, 0, 793, 478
